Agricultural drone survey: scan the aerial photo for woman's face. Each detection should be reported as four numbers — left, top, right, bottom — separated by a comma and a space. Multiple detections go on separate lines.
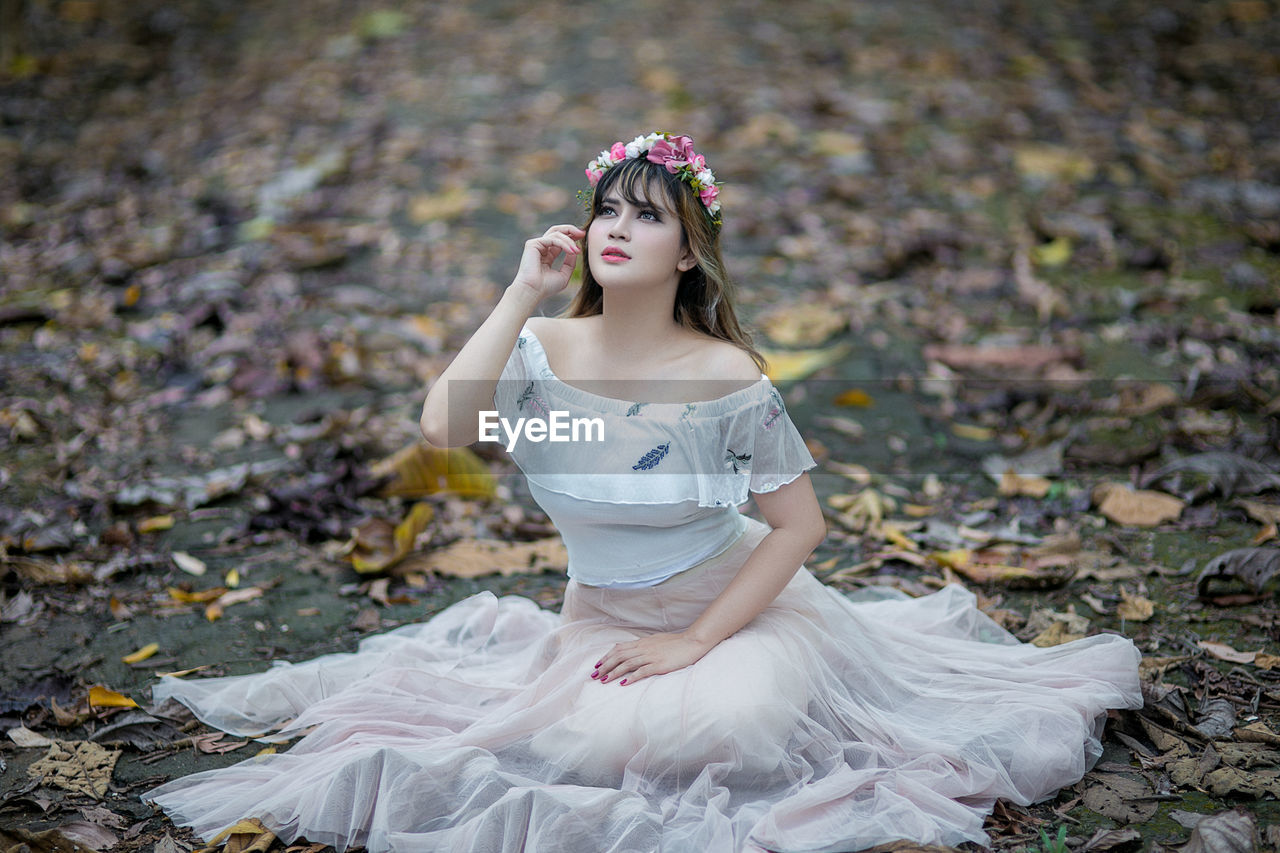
586, 187, 695, 292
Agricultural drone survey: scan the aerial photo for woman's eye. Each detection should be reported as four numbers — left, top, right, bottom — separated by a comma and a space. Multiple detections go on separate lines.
640, 210, 659, 221
599, 205, 616, 216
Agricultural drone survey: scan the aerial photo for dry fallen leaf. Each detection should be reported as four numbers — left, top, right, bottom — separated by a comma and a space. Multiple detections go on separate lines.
171, 551, 207, 577
87, 686, 137, 709
759, 302, 848, 347
1198, 640, 1257, 665
348, 502, 434, 574
1116, 588, 1155, 622
1173, 808, 1259, 853
7, 726, 55, 747
1080, 773, 1158, 824
1196, 547, 1280, 597
121, 643, 159, 664
371, 442, 496, 499
760, 344, 850, 383
1092, 482, 1185, 527
414, 537, 567, 578
26, 740, 120, 799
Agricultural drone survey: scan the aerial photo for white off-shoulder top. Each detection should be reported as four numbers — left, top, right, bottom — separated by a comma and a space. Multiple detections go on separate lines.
493, 327, 815, 588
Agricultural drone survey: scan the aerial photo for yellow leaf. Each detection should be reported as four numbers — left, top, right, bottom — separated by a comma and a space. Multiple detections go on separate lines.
349, 502, 435, 574
371, 443, 496, 499
881, 523, 918, 551
168, 586, 227, 603
204, 587, 264, 622
225, 568, 240, 588
138, 514, 174, 533
929, 549, 973, 570
834, 388, 874, 408
88, 686, 138, 709
1030, 236, 1072, 267
951, 423, 995, 441
760, 344, 849, 383
1013, 143, 1096, 184
208, 818, 275, 847
121, 643, 159, 664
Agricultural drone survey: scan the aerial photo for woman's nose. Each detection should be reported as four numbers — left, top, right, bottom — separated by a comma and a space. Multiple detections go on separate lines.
607, 216, 630, 239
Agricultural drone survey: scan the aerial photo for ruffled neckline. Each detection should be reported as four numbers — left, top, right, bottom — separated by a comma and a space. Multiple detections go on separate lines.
519, 327, 771, 418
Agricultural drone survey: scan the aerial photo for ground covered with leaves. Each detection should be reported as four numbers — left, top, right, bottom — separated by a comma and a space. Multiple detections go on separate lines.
2, 0, 1279, 851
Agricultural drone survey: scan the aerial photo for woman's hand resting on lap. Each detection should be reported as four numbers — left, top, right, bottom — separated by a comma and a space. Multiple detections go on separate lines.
592, 632, 714, 685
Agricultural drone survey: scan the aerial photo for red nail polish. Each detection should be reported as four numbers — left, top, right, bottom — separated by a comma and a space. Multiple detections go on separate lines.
600, 675, 608, 683
619, 679, 627, 686
590, 672, 598, 679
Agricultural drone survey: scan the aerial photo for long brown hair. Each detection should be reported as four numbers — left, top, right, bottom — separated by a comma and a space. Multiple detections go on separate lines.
563, 156, 766, 372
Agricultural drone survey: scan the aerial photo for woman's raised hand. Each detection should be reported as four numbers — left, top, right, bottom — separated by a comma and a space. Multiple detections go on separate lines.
512, 224, 584, 301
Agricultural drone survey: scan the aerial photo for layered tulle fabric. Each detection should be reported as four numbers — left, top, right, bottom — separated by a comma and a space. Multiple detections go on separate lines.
145, 519, 1142, 853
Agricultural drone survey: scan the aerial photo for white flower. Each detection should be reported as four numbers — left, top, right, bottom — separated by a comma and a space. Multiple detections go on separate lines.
696, 168, 715, 187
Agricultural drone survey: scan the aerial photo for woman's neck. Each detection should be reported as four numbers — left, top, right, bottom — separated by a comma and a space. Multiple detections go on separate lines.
595, 287, 685, 361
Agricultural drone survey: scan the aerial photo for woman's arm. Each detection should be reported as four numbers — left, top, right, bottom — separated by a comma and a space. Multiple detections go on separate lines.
419, 225, 583, 447
592, 473, 826, 685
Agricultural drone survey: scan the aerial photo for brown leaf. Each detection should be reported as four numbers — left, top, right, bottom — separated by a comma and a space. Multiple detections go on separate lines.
0, 827, 103, 853
1080, 827, 1142, 852
348, 502, 434, 574
1115, 588, 1155, 622
26, 741, 120, 799
759, 303, 849, 347
1198, 640, 1257, 665
1173, 809, 1259, 853
1080, 773, 1158, 824
371, 443, 495, 499
1196, 547, 1280, 597
418, 537, 567, 578
1092, 482, 1184, 527
1141, 451, 1280, 499
49, 822, 117, 851
208, 818, 277, 853
922, 343, 1080, 372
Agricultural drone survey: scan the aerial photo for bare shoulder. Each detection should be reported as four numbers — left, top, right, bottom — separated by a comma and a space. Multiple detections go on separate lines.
688, 337, 762, 384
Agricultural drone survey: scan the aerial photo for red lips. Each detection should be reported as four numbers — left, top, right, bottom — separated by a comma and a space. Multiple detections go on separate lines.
601, 245, 631, 260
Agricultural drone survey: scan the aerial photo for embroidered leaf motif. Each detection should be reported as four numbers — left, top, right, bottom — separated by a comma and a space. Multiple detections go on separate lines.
517, 335, 527, 349
632, 443, 670, 470
679, 403, 697, 423
516, 382, 550, 418
626, 402, 647, 417
762, 389, 785, 430
725, 449, 753, 474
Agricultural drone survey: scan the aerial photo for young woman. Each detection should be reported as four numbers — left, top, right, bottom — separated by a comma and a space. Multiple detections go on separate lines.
147, 133, 1142, 853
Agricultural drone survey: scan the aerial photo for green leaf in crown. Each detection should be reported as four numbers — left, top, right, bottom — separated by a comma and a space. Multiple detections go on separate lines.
632, 443, 670, 470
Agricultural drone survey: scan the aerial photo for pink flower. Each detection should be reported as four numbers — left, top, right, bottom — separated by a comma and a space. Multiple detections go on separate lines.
646, 137, 691, 173
691, 153, 706, 171
585, 167, 602, 186
699, 183, 719, 207
609, 142, 627, 161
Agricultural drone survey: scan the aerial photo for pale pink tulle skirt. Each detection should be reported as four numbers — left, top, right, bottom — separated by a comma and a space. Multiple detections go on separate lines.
145, 519, 1142, 852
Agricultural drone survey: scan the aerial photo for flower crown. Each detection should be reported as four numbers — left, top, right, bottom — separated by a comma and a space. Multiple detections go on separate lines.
584, 132, 722, 222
